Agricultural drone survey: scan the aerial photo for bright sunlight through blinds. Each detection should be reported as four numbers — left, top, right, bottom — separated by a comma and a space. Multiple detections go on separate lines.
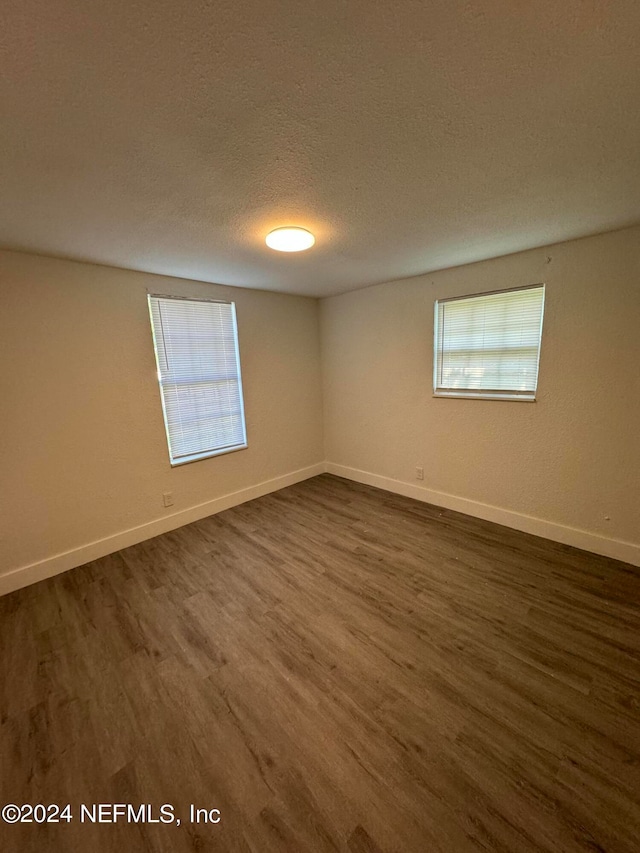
434, 285, 545, 399
148, 295, 247, 465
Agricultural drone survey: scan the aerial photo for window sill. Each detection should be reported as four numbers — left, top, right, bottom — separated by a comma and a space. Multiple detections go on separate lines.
433, 392, 536, 402
170, 443, 248, 467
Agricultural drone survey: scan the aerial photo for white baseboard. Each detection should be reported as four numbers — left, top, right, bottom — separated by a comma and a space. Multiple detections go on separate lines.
3, 459, 637, 597
326, 462, 640, 568
0, 463, 326, 597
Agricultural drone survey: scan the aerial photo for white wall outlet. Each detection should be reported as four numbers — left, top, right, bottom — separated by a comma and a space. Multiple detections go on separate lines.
163, 492, 174, 507
415, 466, 424, 480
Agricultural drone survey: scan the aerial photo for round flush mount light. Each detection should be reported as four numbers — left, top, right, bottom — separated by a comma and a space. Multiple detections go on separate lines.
265, 227, 315, 252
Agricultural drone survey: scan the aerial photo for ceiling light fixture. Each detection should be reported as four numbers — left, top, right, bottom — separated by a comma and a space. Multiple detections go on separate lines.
265, 227, 315, 252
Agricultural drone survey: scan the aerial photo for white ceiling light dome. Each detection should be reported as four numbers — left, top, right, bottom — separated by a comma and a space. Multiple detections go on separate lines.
266, 227, 315, 252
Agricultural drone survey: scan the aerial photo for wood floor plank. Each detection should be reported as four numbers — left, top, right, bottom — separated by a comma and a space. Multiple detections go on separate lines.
1, 474, 639, 852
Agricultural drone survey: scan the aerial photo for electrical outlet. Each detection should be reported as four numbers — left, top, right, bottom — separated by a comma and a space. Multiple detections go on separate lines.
163, 492, 174, 507
415, 466, 424, 480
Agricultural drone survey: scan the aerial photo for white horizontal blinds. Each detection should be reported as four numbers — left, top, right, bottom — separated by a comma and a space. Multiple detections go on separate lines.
436, 285, 544, 395
148, 296, 246, 463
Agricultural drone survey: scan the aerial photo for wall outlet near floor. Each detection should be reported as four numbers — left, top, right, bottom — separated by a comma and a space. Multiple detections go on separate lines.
415, 466, 424, 480
163, 492, 174, 507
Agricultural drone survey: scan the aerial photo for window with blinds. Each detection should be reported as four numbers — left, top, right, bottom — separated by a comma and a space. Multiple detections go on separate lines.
148, 295, 247, 465
433, 284, 545, 400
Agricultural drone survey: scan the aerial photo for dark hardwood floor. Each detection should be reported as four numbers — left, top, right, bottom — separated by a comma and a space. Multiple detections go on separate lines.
1, 474, 639, 852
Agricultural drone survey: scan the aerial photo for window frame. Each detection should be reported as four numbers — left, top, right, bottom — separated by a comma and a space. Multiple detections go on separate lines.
433, 283, 545, 402
148, 293, 248, 467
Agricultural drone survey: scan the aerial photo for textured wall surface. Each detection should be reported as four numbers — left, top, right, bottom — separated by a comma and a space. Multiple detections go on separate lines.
0, 251, 323, 577
2, 227, 638, 583
1, 1, 640, 295
321, 226, 640, 549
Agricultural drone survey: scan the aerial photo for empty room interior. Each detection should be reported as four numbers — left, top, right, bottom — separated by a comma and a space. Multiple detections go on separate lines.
1, 1, 640, 851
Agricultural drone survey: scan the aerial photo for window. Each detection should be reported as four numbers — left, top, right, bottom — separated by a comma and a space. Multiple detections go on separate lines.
433, 284, 545, 400
148, 295, 247, 465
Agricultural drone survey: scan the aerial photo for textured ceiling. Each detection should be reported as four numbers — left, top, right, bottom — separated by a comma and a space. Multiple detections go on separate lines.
1, 0, 640, 297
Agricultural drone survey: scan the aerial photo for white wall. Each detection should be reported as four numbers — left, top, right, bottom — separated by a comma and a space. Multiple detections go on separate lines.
2, 226, 639, 595
321, 226, 640, 565
0, 251, 324, 593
